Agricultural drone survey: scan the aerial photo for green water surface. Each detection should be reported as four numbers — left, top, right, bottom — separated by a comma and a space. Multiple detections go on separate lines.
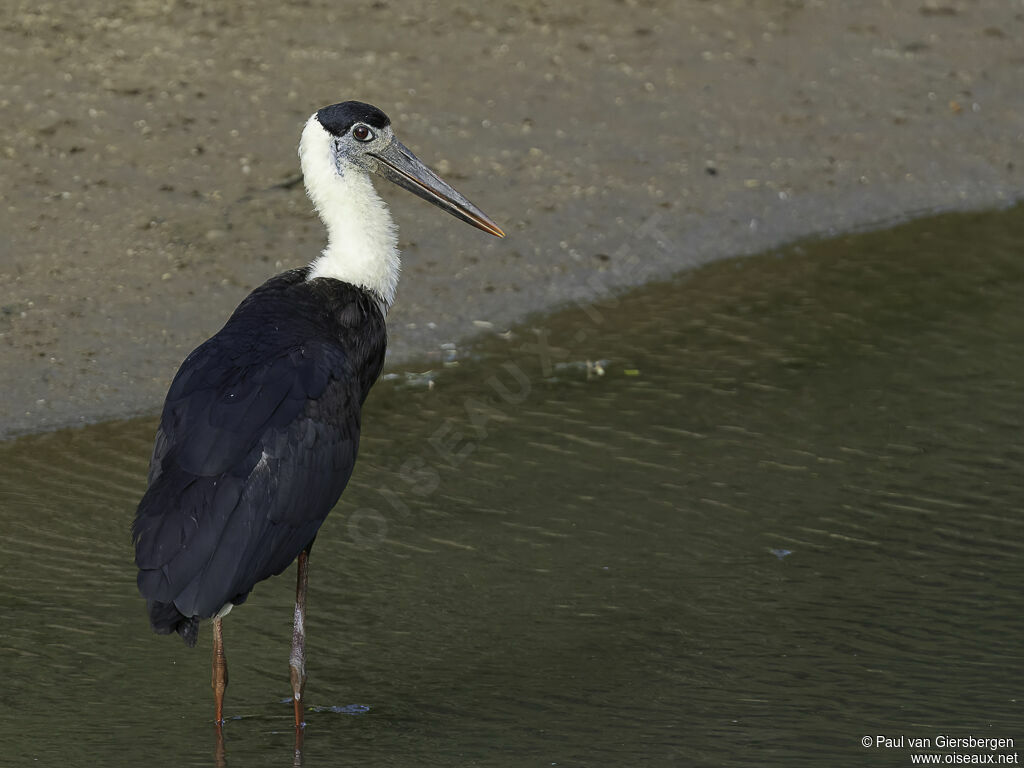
1, 205, 1023, 767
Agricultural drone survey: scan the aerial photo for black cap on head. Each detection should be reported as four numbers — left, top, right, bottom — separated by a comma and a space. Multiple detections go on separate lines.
316, 101, 391, 137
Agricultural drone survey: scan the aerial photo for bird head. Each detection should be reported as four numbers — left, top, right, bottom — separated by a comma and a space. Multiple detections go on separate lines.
300, 100, 504, 238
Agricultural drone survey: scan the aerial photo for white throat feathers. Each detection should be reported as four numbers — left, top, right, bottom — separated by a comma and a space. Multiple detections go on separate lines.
299, 114, 400, 308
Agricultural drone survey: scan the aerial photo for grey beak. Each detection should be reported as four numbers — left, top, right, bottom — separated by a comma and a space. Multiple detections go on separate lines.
369, 140, 505, 238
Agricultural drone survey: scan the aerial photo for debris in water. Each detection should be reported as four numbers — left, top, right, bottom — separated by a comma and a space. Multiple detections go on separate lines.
381, 370, 438, 390
552, 359, 610, 381
310, 703, 371, 715
440, 341, 458, 366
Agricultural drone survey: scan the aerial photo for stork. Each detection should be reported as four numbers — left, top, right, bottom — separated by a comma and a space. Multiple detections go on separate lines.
132, 101, 504, 729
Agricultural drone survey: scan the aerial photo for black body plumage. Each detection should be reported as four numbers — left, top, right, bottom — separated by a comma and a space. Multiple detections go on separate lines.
132, 269, 386, 646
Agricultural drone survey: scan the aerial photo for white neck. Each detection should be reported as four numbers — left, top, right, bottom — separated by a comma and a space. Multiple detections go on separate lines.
299, 115, 400, 308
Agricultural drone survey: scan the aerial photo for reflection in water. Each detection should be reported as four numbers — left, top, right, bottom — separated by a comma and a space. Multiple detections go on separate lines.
214, 722, 304, 767
1, 205, 1023, 765
215, 726, 225, 767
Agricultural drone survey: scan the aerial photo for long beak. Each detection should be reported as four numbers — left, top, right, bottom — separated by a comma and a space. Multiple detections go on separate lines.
369, 140, 505, 238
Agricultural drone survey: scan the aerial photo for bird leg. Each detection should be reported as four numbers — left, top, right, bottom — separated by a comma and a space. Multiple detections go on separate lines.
290, 548, 310, 729
211, 616, 228, 726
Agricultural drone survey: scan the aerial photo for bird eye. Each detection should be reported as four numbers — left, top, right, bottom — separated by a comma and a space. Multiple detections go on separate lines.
352, 124, 373, 142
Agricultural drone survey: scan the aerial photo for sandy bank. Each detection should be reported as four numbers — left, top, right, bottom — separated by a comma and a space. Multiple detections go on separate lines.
1, 0, 1022, 437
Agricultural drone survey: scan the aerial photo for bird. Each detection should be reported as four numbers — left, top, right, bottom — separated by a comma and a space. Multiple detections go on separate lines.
131, 100, 504, 730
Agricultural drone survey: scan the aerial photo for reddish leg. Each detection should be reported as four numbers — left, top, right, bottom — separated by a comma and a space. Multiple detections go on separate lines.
212, 616, 228, 726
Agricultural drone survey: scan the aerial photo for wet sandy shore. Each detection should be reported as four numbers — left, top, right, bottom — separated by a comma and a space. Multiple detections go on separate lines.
1, 0, 1022, 437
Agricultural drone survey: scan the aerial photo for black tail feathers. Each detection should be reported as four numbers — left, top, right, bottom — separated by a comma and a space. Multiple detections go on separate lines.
148, 600, 200, 648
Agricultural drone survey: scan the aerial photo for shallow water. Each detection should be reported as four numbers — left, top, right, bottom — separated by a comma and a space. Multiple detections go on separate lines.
2, 206, 1023, 766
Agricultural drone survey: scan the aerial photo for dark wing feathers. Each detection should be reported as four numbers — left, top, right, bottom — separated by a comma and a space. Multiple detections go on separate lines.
133, 273, 385, 634
163, 343, 335, 478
